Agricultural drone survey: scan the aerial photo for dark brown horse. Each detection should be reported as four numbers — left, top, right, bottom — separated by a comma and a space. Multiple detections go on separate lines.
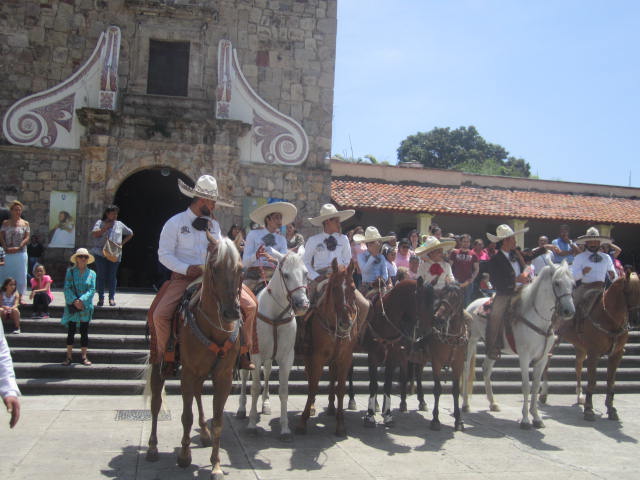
361, 278, 434, 427
416, 284, 468, 431
295, 258, 368, 436
145, 236, 243, 480
557, 272, 640, 421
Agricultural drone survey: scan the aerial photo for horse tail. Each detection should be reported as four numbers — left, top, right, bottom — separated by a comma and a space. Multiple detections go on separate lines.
142, 353, 167, 410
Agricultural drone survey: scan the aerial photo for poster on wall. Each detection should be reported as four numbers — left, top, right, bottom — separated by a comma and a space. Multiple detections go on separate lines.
48, 191, 77, 248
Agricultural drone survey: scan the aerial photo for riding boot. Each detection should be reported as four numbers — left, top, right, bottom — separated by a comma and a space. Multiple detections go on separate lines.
239, 326, 255, 370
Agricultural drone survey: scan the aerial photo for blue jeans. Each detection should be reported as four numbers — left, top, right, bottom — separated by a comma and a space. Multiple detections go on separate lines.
95, 254, 120, 301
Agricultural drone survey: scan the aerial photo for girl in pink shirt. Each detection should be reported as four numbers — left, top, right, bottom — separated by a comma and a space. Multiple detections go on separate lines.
29, 264, 54, 318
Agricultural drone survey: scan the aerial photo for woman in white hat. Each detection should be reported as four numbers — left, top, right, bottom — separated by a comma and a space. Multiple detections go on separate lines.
242, 201, 297, 292
61, 248, 96, 366
414, 236, 455, 290
355, 227, 393, 296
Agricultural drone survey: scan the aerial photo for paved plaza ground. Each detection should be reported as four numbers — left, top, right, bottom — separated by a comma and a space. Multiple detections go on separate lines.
1, 392, 637, 479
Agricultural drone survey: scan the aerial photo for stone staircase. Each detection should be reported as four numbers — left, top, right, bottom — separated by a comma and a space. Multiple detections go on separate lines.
6, 302, 640, 395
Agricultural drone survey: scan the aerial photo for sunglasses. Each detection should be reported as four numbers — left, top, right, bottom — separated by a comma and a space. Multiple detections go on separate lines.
76, 255, 89, 259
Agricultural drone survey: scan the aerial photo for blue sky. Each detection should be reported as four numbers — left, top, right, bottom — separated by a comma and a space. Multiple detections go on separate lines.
331, 0, 640, 187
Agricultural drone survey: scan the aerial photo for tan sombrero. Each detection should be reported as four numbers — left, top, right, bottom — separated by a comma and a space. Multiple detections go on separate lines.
70, 247, 95, 265
178, 175, 233, 207
249, 202, 297, 226
353, 226, 394, 244
487, 224, 529, 243
414, 236, 454, 257
308, 203, 355, 227
575, 227, 611, 245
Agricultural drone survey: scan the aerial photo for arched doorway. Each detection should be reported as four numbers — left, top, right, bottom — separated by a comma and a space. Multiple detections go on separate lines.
113, 167, 191, 289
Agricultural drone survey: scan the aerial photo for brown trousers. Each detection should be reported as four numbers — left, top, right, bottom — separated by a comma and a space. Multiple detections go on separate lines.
485, 293, 512, 359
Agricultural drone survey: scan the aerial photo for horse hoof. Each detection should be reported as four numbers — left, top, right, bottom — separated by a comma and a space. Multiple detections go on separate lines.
584, 410, 596, 422
145, 447, 158, 462
533, 420, 545, 429
418, 401, 428, 412
348, 398, 357, 410
200, 432, 212, 447
520, 422, 532, 430
608, 409, 620, 421
363, 414, 376, 428
211, 472, 224, 480
294, 424, 307, 435
539, 394, 547, 405
578, 396, 585, 405
383, 415, 394, 428
430, 420, 441, 431
326, 405, 336, 416
246, 427, 258, 436
262, 405, 272, 416
309, 406, 316, 417
461, 404, 470, 413
335, 427, 347, 437
399, 401, 407, 413
455, 422, 465, 432
279, 432, 294, 442
489, 403, 501, 412
236, 410, 246, 420
177, 454, 192, 468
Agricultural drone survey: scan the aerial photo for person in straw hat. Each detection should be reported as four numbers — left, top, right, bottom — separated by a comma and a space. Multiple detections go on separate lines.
571, 227, 617, 330
414, 236, 455, 290
355, 226, 394, 296
61, 248, 96, 366
242, 201, 297, 292
150, 175, 255, 371
484, 224, 546, 360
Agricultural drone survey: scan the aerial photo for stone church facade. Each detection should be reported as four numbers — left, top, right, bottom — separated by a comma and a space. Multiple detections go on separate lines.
0, 0, 336, 286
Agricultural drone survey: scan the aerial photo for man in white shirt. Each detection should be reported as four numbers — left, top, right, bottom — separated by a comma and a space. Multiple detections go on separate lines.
150, 175, 254, 370
571, 227, 617, 330
242, 202, 297, 292
531, 235, 559, 276
1, 318, 20, 428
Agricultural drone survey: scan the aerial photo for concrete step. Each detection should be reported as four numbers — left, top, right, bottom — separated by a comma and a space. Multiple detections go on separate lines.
17, 318, 148, 334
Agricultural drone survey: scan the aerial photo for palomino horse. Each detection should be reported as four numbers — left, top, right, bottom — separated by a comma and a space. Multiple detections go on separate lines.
144, 236, 243, 480
419, 284, 468, 431
238, 253, 310, 441
555, 272, 640, 421
361, 278, 434, 427
462, 262, 575, 429
295, 258, 368, 436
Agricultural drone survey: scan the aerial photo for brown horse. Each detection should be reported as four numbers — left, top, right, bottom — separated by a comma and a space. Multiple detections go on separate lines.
295, 258, 368, 436
557, 272, 640, 421
361, 278, 434, 427
145, 236, 243, 480
417, 284, 468, 431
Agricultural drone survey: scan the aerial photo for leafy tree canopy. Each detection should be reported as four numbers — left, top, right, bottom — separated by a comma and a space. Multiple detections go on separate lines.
333, 153, 389, 165
397, 126, 531, 177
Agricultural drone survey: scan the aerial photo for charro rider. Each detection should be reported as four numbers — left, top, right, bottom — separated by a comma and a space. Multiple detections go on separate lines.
242, 202, 297, 293
150, 175, 255, 371
355, 226, 393, 298
571, 227, 617, 330
484, 224, 546, 360
414, 236, 455, 290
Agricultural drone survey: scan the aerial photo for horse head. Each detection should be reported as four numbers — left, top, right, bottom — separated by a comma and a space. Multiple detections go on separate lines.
324, 258, 357, 329
277, 252, 310, 315
204, 233, 243, 322
551, 261, 576, 319
623, 271, 640, 327
433, 283, 465, 326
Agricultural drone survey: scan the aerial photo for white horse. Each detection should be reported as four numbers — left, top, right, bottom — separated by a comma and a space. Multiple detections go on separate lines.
461, 262, 575, 429
236, 253, 309, 441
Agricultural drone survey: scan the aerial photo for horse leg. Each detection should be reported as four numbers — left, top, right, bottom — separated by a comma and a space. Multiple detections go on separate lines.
605, 349, 624, 421
399, 359, 408, 413
583, 353, 599, 421
452, 359, 465, 432
195, 388, 211, 446
461, 338, 477, 413
262, 357, 272, 415
518, 353, 533, 430
381, 360, 395, 427
416, 362, 428, 411
483, 356, 499, 412
430, 366, 442, 431
530, 355, 547, 429
334, 361, 350, 437
236, 368, 249, 419
575, 348, 587, 405
210, 368, 233, 480
539, 354, 551, 405
295, 356, 323, 434
247, 353, 262, 434
327, 363, 337, 416
146, 363, 164, 462
177, 373, 196, 468
347, 365, 357, 410
364, 361, 378, 427
278, 348, 295, 441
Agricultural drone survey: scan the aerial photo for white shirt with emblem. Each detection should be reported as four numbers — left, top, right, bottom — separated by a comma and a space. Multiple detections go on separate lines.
303, 232, 351, 280
158, 208, 221, 276
571, 250, 616, 283
242, 228, 288, 269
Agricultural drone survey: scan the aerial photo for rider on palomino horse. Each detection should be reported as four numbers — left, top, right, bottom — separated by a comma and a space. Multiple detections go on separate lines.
355, 227, 394, 299
242, 201, 297, 293
571, 227, 617, 331
484, 224, 547, 360
149, 174, 256, 372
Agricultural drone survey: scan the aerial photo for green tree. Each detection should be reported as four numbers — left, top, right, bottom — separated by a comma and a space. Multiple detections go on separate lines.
397, 126, 531, 177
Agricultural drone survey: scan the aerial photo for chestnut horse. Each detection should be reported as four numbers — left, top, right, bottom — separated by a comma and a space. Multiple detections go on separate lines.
556, 272, 640, 421
361, 278, 434, 427
295, 258, 368, 436
144, 236, 243, 480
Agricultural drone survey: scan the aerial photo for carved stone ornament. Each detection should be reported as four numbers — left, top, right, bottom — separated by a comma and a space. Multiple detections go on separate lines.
2, 26, 121, 149
216, 39, 309, 166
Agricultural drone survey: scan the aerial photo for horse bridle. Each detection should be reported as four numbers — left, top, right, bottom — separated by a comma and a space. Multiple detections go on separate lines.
262, 253, 308, 323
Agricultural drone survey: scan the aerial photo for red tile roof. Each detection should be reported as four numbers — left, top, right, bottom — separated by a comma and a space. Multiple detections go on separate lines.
332, 178, 640, 225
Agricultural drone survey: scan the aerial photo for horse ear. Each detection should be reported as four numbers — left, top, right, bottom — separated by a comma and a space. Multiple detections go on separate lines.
206, 231, 218, 246
331, 257, 339, 272
417, 276, 424, 288
347, 258, 355, 275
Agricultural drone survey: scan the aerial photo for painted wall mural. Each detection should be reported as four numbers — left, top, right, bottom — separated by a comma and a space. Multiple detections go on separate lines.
2, 26, 121, 149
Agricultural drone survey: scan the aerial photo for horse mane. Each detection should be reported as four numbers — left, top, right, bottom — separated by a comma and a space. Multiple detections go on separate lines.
212, 237, 241, 269
519, 263, 554, 313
